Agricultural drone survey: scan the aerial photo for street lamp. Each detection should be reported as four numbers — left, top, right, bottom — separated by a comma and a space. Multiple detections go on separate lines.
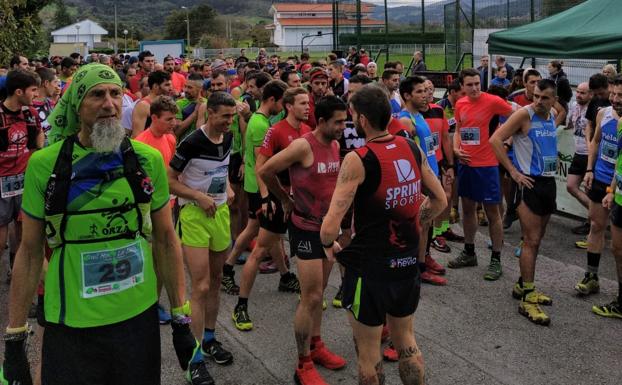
75, 23, 81, 54
181, 6, 190, 56
123, 29, 128, 53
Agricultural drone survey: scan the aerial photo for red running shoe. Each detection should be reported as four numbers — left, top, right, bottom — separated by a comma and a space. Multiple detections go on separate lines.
383, 343, 398, 362
310, 341, 346, 370
294, 361, 329, 385
425, 253, 446, 275
381, 325, 390, 343
421, 271, 447, 286
431, 236, 451, 253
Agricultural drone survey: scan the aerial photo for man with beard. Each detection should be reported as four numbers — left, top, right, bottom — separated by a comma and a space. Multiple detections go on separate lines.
258, 96, 347, 384
0, 70, 44, 280
131, 70, 172, 138
573, 77, 622, 298
382, 69, 402, 118
163, 55, 187, 97
490, 80, 559, 326
306, 68, 329, 129
321, 84, 447, 385
3, 64, 208, 385
174, 73, 205, 141
129, 50, 156, 95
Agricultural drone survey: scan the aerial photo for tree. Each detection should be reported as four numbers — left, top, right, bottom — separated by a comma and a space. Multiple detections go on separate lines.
0, 0, 53, 65
249, 22, 272, 48
53, 0, 73, 29
165, 3, 221, 46
542, 0, 584, 17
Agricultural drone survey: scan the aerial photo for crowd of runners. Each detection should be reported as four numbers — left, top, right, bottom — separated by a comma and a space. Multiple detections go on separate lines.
0, 47, 620, 385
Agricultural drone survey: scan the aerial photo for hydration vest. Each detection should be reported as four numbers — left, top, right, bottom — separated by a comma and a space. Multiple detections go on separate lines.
0, 106, 40, 151
44, 135, 154, 249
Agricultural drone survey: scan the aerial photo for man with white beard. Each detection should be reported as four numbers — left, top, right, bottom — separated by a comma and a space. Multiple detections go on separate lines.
2, 64, 213, 385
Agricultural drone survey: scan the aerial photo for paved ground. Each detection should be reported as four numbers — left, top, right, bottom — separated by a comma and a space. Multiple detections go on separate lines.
1, 213, 621, 385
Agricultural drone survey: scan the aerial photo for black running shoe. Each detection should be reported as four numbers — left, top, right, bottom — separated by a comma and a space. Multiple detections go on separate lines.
202, 339, 234, 365
186, 361, 215, 385
278, 272, 300, 293
221, 273, 240, 295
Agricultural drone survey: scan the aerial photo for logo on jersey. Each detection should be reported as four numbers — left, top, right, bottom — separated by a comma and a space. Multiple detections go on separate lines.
393, 159, 416, 183
297, 240, 312, 254
317, 161, 339, 174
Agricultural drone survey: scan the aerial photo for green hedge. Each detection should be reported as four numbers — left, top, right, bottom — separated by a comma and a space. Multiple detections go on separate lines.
339, 32, 444, 45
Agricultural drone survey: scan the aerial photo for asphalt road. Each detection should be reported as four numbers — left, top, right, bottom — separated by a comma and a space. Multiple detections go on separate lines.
1, 213, 621, 385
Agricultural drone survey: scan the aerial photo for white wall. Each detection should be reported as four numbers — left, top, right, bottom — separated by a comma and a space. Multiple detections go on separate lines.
53, 34, 96, 49
282, 26, 363, 47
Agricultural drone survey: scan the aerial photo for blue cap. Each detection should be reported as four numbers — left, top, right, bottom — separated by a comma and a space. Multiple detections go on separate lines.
226, 69, 237, 76
0, 76, 6, 92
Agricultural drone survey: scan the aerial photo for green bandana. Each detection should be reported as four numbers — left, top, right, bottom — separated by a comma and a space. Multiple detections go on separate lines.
47, 63, 123, 145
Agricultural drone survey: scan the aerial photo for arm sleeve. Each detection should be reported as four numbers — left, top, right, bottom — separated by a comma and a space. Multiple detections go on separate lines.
169, 139, 193, 172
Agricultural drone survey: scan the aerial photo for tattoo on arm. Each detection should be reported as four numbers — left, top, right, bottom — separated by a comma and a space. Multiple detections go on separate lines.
418, 198, 433, 224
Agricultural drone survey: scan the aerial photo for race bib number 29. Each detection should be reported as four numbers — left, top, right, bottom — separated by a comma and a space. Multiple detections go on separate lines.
81, 241, 145, 298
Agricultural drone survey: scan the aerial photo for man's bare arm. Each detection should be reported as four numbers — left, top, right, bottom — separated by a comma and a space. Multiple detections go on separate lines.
8, 215, 46, 328
320, 152, 364, 246
150, 205, 184, 309
131, 101, 149, 138
258, 138, 310, 203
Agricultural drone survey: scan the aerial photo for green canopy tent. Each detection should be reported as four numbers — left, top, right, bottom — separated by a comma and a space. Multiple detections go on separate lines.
487, 0, 622, 59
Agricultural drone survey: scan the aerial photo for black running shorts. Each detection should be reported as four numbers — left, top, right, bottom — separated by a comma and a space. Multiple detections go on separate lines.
42, 303, 160, 385
342, 267, 421, 327
258, 194, 288, 234
515, 176, 557, 216
247, 192, 261, 220
288, 222, 325, 260
610, 202, 622, 228
228, 152, 244, 184
568, 154, 588, 176
587, 179, 609, 204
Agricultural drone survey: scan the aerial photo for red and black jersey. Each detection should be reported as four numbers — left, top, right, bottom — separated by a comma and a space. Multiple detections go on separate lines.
337, 135, 424, 278
0, 103, 42, 177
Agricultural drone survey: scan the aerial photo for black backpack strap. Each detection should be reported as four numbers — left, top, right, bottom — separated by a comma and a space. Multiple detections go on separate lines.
45, 136, 75, 216
120, 137, 152, 204
22, 107, 40, 150
0, 108, 9, 152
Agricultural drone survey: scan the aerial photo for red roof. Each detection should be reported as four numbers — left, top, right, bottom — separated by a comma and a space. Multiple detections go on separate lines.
272, 3, 375, 13
278, 17, 383, 27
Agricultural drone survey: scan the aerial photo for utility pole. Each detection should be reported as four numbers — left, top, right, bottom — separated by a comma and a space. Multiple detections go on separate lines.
384, 0, 389, 62
181, 6, 190, 56
421, 0, 425, 61
356, 0, 361, 50
114, 1, 118, 54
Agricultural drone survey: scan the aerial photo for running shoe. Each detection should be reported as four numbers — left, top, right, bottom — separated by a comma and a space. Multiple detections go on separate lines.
294, 361, 328, 385
571, 222, 590, 235
514, 241, 523, 258
449, 207, 460, 224
425, 253, 446, 275
478, 209, 488, 226
447, 251, 478, 268
519, 301, 551, 326
440, 228, 465, 242
202, 339, 233, 365
503, 211, 518, 230
311, 341, 346, 370
158, 303, 172, 325
259, 260, 278, 274
278, 272, 301, 293
221, 273, 240, 295
431, 236, 451, 253
512, 284, 552, 305
332, 285, 343, 308
381, 325, 390, 343
575, 272, 599, 296
574, 239, 588, 249
421, 271, 447, 285
232, 304, 253, 331
382, 342, 398, 362
483, 259, 502, 281
592, 300, 622, 319
186, 361, 215, 385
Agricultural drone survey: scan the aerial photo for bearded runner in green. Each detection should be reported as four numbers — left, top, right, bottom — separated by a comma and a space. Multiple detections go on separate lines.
598, 119, 622, 320
2, 64, 213, 385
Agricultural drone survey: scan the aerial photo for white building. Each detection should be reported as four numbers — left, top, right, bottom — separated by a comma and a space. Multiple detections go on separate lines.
51, 19, 108, 50
267, 2, 383, 49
